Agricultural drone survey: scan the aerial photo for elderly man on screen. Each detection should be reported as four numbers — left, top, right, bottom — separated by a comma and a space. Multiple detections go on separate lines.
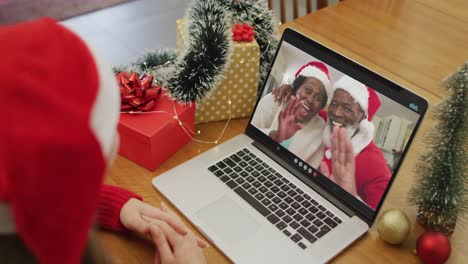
273, 75, 391, 209
319, 76, 391, 209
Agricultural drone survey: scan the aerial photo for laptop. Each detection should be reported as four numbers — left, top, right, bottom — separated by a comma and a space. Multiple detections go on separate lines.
152, 28, 428, 263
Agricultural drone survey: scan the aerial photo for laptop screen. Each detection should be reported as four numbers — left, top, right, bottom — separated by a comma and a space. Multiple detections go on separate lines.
246, 28, 427, 223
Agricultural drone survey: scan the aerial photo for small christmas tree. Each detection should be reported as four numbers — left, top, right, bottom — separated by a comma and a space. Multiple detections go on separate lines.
408, 62, 467, 235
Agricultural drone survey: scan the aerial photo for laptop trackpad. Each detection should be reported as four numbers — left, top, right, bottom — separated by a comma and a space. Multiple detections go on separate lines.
195, 195, 260, 245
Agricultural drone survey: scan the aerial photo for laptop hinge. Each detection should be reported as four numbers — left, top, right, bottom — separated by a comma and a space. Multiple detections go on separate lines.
252, 140, 359, 219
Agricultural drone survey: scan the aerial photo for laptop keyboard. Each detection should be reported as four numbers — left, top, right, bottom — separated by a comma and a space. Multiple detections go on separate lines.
207, 148, 342, 250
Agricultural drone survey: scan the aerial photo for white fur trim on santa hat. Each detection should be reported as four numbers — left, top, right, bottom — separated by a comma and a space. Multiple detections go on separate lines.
333, 75, 369, 115
297, 65, 331, 96
88, 45, 121, 161
322, 120, 375, 158
281, 66, 332, 97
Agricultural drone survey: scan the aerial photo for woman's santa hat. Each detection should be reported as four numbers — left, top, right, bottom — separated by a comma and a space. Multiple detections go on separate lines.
0, 18, 120, 264
282, 61, 332, 97
323, 75, 381, 158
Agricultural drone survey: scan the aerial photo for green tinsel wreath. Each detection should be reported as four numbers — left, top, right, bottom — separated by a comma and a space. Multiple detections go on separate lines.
115, 0, 277, 103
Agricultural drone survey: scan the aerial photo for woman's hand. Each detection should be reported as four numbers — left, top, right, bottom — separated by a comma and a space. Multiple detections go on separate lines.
150, 220, 207, 264
120, 199, 207, 248
276, 96, 303, 142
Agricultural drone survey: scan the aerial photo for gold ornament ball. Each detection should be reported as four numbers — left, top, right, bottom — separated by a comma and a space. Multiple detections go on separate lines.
377, 209, 411, 245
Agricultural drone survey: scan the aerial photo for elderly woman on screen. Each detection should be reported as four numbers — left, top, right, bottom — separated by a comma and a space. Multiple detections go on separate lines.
251, 61, 332, 168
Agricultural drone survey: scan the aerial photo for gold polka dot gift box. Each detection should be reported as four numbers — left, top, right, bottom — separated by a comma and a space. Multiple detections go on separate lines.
176, 19, 260, 124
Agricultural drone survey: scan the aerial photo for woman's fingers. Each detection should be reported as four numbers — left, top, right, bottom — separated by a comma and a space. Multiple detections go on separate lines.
140, 205, 187, 236
149, 225, 175, 264
131, 215, 152, 234
283, 95, 293, 115
292, 97, 302, 116
153, 220, 183, 247
161, 202, 209, 248
287, 96, 299, 116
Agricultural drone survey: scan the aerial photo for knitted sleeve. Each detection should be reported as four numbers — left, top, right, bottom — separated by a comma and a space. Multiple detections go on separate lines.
96, 184, 142, 232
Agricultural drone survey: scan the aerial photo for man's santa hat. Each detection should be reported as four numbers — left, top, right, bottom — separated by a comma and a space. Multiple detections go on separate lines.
323, 75, 381, 157
332, 75, 381, 121
0, 18, 120, 263
282, 61, 332, 97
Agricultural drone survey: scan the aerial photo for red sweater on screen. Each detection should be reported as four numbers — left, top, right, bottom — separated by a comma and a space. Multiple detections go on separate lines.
96, 185, 142, 232
322, 141, 391, 209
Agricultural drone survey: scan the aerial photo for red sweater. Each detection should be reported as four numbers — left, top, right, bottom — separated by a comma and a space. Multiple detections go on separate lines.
96, 185, 142, 232
323, 142, 391, 209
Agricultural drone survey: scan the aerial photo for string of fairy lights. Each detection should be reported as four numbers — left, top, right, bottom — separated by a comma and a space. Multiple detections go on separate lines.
117, 1, 279, 144
121, 98, 233, 145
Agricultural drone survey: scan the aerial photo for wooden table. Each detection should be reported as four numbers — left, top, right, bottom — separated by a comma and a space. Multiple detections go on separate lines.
99, 0, 468, 263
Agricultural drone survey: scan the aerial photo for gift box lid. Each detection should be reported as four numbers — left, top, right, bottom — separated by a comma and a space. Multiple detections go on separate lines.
118, 90, 194, 144
177, 18, 260, 51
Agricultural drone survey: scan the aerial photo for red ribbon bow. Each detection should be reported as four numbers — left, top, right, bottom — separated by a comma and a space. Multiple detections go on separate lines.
232, 23, 255, 42
117, 72, 162, 112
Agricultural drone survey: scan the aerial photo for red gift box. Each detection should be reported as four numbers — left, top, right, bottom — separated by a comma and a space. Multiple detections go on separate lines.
118, 90, 195, 170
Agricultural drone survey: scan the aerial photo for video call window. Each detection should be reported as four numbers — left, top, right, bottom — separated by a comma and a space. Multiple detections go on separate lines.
251, 42, 420, 210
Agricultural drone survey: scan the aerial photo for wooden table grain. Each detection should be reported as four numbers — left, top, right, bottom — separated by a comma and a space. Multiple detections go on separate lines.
98, 0, 468, 263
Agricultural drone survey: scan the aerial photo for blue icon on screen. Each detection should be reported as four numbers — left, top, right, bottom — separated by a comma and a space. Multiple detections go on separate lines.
409, 103, 419, 111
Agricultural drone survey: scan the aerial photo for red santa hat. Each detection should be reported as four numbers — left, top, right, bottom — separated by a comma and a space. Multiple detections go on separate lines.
332, 75, 381, 121
282, 61, 332, 97
0, 18, 120, 264
323, 75, 381, 157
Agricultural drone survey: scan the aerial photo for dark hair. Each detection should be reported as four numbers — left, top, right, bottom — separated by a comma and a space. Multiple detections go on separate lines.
0, 230, 110, 264
292, 75, 328, 108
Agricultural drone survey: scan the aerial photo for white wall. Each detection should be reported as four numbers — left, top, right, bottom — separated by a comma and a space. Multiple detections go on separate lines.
264, 42, 420, 124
